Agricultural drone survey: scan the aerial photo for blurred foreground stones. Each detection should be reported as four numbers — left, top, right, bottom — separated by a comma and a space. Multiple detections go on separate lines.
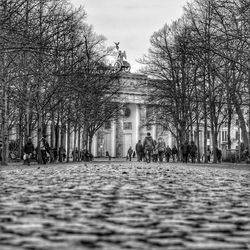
0, 162, 250, 250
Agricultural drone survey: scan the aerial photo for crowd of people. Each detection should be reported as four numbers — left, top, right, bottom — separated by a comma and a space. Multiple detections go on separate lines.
2, 132, 249, 165
127, 132, 224, 164
21, 135, 93, 166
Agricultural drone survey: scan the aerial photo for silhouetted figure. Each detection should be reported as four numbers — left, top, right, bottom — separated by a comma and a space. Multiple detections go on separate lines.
206, 146, 211, 162
127, 146, 133, 161
216, 147, 222, 163
172, 145, 178, 162
106, 151, 111, 160
190, 141, 197, 163
23, 137, 34, 166
181, 141, 190, 163
135, 140, 143, 162
165, 145, 172, 162
157, 137, 166, 162
143, 132, 154, 163
40, 135, 50, 164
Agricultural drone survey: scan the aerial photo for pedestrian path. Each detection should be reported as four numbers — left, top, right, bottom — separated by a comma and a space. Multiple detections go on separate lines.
1, 157, 250, 172
1, 161, 250, 249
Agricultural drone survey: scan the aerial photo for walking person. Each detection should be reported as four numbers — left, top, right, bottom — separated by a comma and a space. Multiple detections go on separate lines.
216, 147, 222, 163
206, 146, 211, 162
106, 151, 111, 160
244, 147, 249, 163
165, 145, 172, 162
135, 140, 143, 162
181, 140, 190, 163
40, 135, 50, 164
72, 147, 79, 162
152, 140, 158, 162
190, 141, 197, 163
143, 132, 154, 163
157, 137, 166, 162
23, 137, 35, 166
171, 145, 178, 162
59, 146, 63, 162
127, 146, 133, 161
62, 147, 66, 161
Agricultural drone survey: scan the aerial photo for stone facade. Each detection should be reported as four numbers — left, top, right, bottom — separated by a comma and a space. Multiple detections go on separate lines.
92, 72, 165, 157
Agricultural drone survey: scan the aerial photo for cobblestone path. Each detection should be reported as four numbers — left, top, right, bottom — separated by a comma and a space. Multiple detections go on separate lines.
0, 163, 250, 250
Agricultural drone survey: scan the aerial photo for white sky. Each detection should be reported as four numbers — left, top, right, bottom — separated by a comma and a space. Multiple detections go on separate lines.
70, 0, 188, 73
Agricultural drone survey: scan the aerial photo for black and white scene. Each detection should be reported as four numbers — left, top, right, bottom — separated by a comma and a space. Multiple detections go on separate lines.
0, 0, 250, 249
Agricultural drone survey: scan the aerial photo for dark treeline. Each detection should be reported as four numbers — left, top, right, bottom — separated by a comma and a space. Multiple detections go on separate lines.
0, 0, 122, 165
139, 0, 250, 163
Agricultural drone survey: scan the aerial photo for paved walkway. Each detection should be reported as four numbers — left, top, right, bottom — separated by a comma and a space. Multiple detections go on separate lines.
0, 161, 250, 250
1, 157, 250, 171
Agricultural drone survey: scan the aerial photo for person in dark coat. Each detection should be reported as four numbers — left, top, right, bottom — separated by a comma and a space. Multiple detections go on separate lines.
181, 140, 190, 163
152, 140, 158, 162
143, 132, 154, 163
40, 135, 50, 164
165, 145, 172, 162
23, 137, 34, 166
135, 140, 143, 162
171, 145, 178, 162
216, 147, 222, 163
244, 147, 249, 163
157, 137, 166, 162
106, 151, 111, 160
127, 146, 133, 161
206, 146, 211, 162
190, 141, 197, 163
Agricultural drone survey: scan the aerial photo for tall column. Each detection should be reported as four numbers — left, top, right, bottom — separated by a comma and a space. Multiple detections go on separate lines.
135, 104, 140, 142
115, 117, 123, 157
169, 131, 173, 147
111, 121, 116, 157
152, 121, 157, 140
92, 134, 97, 157
139, 104, 146, 138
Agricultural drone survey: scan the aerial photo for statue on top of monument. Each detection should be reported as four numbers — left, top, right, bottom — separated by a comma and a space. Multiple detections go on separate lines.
113, 42, 131, 73
114, 41, 120, 50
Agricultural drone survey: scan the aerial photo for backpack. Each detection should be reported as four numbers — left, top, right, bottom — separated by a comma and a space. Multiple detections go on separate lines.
172, 147, 177, 154
144, 136, 154, 150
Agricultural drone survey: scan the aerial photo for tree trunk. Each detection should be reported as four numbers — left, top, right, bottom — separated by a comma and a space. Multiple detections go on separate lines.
248, 68, 250, 149
88, 136, 93, 154
1, 77, 8, 165
196, 117, 201, 163
18, 111, 23, 159
227, 101, 232, 150
210, 101, 218, 163
78, 125, 81, 161
73, 123, 77, 161
232, 93, 249, 148
66, 121, 71, 162
37, 112, 43, 164
50, 112, 55, 149
203, 70, 208, 163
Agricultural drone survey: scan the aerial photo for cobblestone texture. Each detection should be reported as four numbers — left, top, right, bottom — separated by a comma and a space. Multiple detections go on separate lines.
0, 162, 250, 250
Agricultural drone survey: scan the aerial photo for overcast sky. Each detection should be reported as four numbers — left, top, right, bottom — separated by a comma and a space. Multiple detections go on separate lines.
70, 0, 188, 73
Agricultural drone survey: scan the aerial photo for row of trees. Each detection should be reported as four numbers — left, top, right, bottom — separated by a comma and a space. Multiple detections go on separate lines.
0, 0, 123, 165
1, 0, 249, 165
139, 0, 250, 163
